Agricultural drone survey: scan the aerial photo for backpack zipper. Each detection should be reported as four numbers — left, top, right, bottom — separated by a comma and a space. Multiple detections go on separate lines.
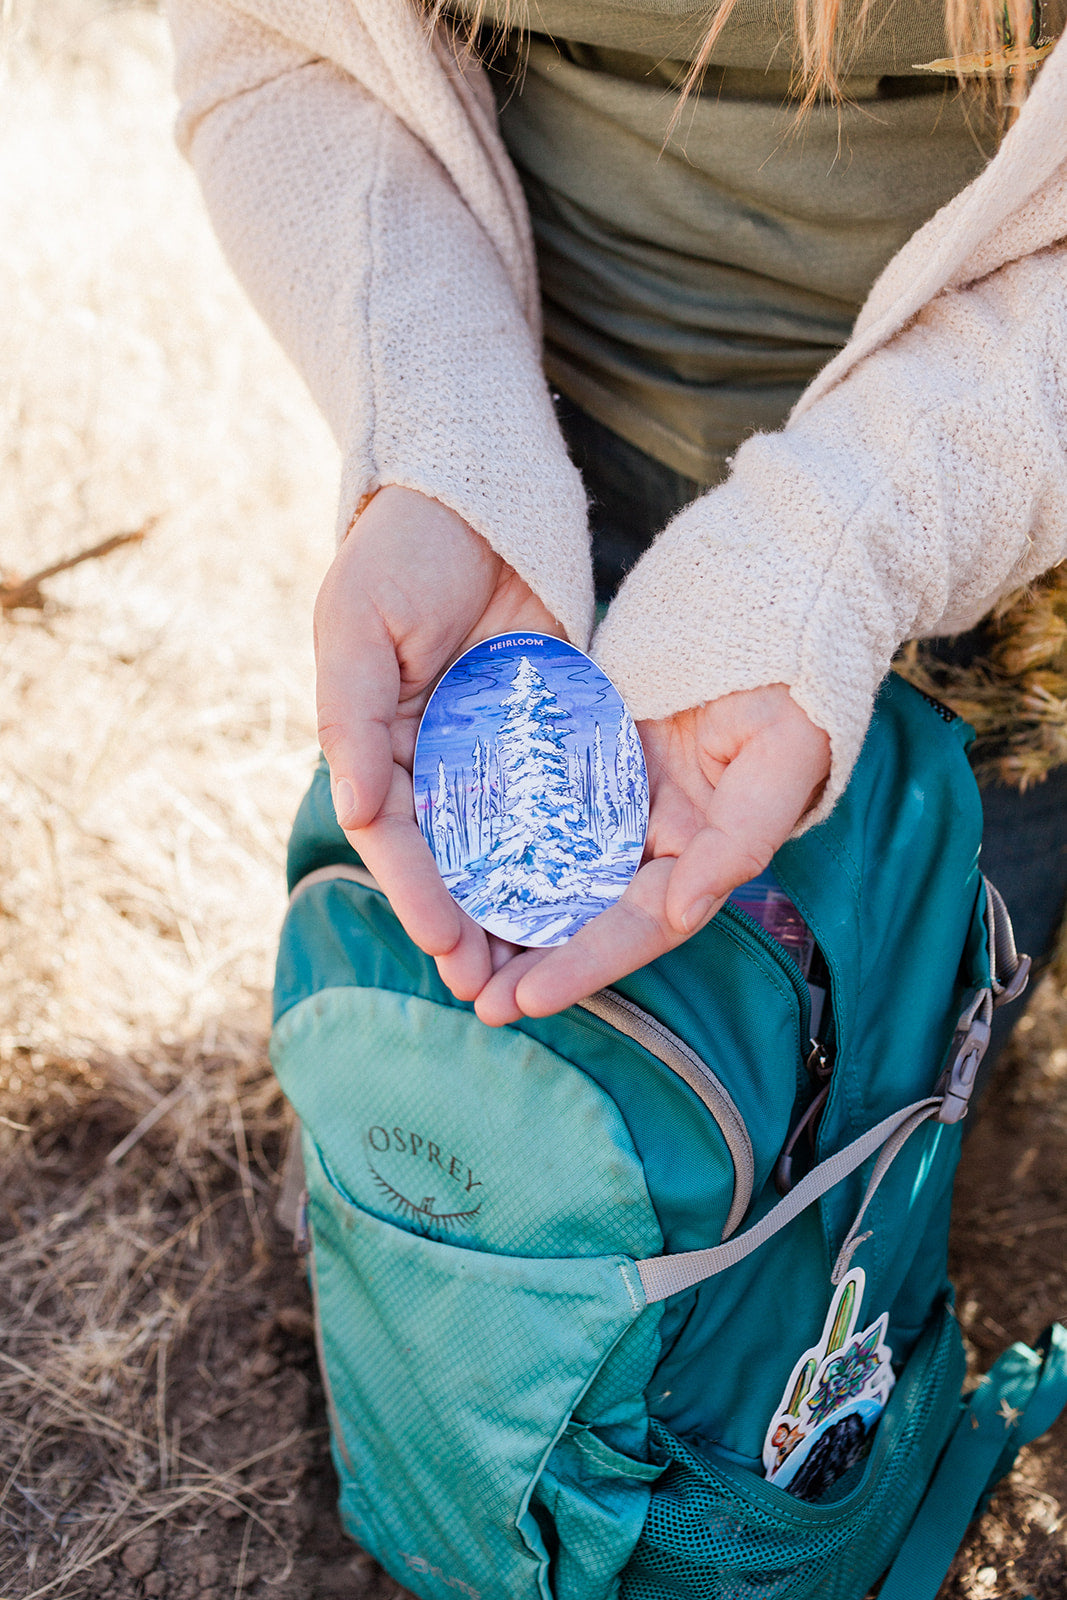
577, 987, 755, 1241
718, 901, 837, 1196
288, 865, 819, 1240
288, 864, 814, 1050
718, 901, 813, 1046
580, 903, 824, 1236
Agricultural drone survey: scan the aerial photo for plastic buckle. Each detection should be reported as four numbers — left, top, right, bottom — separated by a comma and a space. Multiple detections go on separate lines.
937, 988, 992, 1125
993, 952, 1032, 1009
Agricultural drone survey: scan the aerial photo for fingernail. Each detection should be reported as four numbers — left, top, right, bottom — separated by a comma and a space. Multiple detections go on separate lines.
682, 897, 713, 934
333, 778, 357, 828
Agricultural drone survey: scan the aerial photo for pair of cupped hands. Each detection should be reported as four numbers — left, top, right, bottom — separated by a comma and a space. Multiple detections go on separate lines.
315, 487, 831, 1025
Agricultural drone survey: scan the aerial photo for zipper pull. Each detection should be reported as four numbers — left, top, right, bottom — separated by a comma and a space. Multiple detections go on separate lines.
775, 1082, 832, 1196
778, 1034, 835, 1195
806, 1037, 832, 1082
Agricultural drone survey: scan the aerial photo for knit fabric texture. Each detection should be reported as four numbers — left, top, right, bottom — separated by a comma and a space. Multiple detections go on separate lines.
165, 0, 1067, 817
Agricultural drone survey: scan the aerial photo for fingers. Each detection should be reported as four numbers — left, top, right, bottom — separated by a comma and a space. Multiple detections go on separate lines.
345, 761, 464, 958
311, 486, 578, 1003
477, 858, 683, 1021
487, 933, 524, 975
663, 711, 830, 935
433, 915, 498, 1002
474, 693, 831, 1022
315, 487, 503, 828
474, 946, 549, 1026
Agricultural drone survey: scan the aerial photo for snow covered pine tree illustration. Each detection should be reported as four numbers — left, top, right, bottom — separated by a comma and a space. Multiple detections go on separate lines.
414, 636, 648, 947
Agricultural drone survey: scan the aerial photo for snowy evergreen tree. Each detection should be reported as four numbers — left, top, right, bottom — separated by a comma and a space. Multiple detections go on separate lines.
570, 748, 582, 801
485, 741, 505, 847
471, 656, 602, 911
472, 736, 486, 853
614, 713, 646, 841
432, 758, 459, 869
450, 768, 470, 857
592, 722, 619, 841
570, 747, 592, 829
417, 784, 434, 851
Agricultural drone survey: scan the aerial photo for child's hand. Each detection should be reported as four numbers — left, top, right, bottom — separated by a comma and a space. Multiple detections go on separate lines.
315, 485, 563, 999
473, 686, 831, 1023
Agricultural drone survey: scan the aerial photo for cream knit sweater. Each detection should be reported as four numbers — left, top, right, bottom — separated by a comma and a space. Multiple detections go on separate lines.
167, 0, 1067, 817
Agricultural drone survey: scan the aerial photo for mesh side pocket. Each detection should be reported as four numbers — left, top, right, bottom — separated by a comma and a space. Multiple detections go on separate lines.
621, 1302, 966, 1600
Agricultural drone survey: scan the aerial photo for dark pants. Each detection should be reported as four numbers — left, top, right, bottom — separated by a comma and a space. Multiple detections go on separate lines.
555, 396, 1067, 1062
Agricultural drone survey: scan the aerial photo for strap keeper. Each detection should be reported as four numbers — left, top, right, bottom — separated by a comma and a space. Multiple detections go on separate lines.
992, 951, 1032, 1008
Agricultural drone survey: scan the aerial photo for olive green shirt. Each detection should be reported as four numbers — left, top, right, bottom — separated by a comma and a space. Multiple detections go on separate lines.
457, 0, 1059, 482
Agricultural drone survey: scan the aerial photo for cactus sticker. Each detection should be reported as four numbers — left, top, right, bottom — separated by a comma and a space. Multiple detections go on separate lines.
763, 1269, 895, 1500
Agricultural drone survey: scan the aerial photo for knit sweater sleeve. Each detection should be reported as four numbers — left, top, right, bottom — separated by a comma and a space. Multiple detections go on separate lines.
593, 243, 1067, 821
164, 0, 593, 647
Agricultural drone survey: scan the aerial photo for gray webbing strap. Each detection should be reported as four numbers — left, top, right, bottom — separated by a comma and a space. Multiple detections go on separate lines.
288, 862, 381, 905
983, 875, 1032, 1007
830, 1101, 943, 1283
285, 861, 1028, 1307
635, 1097, 942, 1304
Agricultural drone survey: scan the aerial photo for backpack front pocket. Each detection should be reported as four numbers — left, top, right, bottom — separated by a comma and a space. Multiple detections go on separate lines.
305, 1138, 662, 1600
272, 975, 673, 1599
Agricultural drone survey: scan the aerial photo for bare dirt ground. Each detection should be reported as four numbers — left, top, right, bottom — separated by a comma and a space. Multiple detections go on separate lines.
0, 6, 1064, 1600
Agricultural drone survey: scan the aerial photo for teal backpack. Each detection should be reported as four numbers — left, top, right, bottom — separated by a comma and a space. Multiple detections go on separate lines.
271, 675, 1067, 1600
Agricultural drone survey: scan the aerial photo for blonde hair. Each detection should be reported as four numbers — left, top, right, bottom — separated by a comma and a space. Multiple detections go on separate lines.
431, 0, 1043, 118
681, 0, 1042, 115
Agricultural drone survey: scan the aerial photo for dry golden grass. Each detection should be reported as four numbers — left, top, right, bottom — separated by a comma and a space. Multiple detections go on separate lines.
0, 4, 352, 1594
897, 566, 1067, 798
0, 0, 337, 1083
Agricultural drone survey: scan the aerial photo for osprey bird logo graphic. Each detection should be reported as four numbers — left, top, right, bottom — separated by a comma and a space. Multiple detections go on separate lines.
368, 1163, 483, 1235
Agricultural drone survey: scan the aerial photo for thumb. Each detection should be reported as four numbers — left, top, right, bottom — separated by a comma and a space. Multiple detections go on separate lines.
315, 574, 400, 833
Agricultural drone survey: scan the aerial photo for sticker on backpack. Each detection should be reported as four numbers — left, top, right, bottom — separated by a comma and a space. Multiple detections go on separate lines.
762, 1269, 895, 1501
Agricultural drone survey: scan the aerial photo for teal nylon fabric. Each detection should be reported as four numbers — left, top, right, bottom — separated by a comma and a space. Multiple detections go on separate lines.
621, 1304, 967, 1600
275, 877, 803, 1258
275, 676, 986, 1452
272, 987, 666, 1260
537, 1422, 667, 1600
608, 677, 984, 1454
273, 989, 668, 1598
272, 674, 1008, 1600
305, 1134, 654, 1600
273, 866, 815, 1446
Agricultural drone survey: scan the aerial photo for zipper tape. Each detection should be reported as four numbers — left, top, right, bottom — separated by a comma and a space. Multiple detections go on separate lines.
577, 990, 754, 1241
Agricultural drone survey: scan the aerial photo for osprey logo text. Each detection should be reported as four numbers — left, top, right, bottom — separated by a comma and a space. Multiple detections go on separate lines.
365, 1125, 483, 1236
402, 1553, 481, 1597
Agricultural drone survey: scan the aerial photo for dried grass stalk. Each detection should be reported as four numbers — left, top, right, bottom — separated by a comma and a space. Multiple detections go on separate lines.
0, 523, 153, 613
0, 10, 340, 1583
